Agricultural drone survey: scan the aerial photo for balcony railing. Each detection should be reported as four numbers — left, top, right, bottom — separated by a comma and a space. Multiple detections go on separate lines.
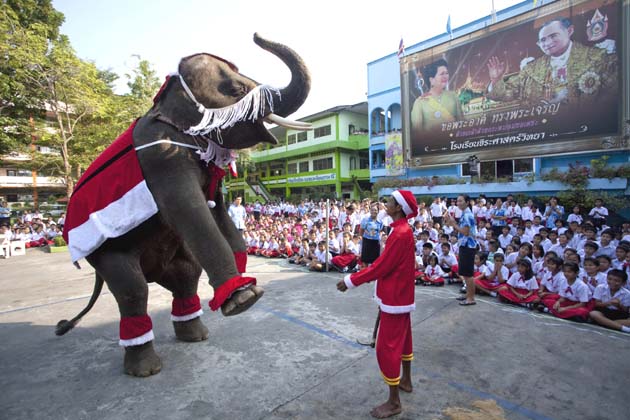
0, 176, 65, 188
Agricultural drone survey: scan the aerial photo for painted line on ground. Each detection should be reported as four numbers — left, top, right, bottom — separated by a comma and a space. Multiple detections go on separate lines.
260, 302, 556, 420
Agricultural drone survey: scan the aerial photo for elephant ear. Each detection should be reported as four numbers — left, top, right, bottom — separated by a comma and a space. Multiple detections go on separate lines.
152, 75, 175, 104
180, 52, 239, 73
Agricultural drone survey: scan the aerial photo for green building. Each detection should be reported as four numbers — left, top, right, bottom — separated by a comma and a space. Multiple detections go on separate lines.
226, 102, 370, 202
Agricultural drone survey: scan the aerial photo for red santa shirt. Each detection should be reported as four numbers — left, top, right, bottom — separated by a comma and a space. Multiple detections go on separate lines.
343, 218, 415, 314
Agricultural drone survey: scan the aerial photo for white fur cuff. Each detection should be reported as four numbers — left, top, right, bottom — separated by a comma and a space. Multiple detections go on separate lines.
344, 274, 357, 289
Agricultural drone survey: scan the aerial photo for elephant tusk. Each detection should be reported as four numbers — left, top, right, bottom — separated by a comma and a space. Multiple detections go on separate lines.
265, 113, 312, 130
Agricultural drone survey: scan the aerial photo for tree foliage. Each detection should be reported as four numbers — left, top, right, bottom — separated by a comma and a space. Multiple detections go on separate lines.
1, 1, 161, 197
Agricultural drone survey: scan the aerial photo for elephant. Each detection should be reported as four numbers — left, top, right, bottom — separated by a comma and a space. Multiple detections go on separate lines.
55, 33, 311, 377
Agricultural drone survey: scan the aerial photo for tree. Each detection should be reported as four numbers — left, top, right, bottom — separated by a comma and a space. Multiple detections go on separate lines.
1, 1, 162, 197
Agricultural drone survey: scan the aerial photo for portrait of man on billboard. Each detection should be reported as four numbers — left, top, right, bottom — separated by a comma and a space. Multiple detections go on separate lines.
486, 17, 617, 107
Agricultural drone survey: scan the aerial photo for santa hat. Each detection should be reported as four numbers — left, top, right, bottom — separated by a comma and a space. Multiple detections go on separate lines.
392, 190, 418, 219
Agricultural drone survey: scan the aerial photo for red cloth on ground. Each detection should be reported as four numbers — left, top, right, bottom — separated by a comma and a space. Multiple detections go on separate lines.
377, 312, 413, 386
498, 287, 539, 303
543, 296, 595, 320
332, 253, 357, 269
475, 279, 505, 291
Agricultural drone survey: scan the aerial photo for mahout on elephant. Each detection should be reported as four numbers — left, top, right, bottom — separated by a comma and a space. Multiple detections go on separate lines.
55, 33, 311, 377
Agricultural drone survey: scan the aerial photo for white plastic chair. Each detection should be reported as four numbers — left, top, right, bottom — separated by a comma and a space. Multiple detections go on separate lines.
0, 234, 10, 258
9, 240, 26, 256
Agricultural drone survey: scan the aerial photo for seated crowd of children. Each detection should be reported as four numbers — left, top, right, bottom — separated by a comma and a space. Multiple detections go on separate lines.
242, 196, 630, 334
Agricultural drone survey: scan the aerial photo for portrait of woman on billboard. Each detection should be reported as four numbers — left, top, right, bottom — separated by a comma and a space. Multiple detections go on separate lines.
410, 59, 464, 139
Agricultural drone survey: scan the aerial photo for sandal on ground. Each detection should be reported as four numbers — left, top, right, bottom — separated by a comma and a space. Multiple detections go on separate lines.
459, 300, 476, 306
456, 296, 467, 301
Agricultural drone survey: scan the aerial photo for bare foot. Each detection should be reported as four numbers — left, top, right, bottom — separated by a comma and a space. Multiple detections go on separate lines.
173, 317, 209, 342
398, 379, 413, 393
124, 341, 162, 377
370, 401, 402, 418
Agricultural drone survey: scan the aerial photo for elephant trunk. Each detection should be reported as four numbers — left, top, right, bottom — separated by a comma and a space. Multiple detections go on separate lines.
253, 33, 311, 118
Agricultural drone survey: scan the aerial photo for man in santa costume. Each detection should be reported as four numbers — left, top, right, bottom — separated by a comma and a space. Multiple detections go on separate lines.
337, 189, 417, 419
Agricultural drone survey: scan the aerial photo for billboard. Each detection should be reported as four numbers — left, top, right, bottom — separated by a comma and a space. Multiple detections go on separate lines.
400, 0, 626, 166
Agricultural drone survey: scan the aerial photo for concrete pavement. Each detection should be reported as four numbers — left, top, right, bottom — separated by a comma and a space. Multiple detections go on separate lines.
1, 250, 628, 420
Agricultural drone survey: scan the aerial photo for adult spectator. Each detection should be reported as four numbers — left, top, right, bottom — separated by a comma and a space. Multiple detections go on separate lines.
360, 204, 383, 268
228, 197, 247, 232
544, 196, 565, 229
0, 201, 11, 226
430, 196, 446, 226
445, 194, 478, 306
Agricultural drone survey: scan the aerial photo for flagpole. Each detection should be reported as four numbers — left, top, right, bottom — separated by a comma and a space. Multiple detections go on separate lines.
491, 0, 497, 23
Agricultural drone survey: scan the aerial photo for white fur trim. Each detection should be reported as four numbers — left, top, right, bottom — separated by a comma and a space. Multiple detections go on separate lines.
373, 294, 416, 314
344, 274, 356, 289
135, 139, 202, 152
119, 329, 155, 347
67, 180, 158, 263
392, 190, 412, 216
171, 309, 204, 322
175, 73, 280, 142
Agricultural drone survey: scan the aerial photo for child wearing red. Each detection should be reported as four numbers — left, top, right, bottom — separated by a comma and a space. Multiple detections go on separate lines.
537, 255, 564, 308
542, 262, 594, 321
498, 259, 539, 306
422, 254, 446, 286
474, 252, 506, 297
589, 269, 630, 333
337, 190, 418, 419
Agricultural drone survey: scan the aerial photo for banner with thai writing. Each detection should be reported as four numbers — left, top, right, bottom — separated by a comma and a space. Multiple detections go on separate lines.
402, 0, 621, 158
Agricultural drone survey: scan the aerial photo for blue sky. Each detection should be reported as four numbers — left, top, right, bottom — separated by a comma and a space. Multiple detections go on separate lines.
53, 0, 523, 119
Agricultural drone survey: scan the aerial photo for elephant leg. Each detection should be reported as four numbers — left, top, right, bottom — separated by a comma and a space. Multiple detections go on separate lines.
137, 153, 262, 315
87, 251, 161, 378
212, 190, 248, 274
152, 245, 209, 342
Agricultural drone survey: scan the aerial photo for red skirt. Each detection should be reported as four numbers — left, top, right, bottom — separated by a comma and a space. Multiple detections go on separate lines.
475, 279, 505, 291
332, 253, 357, 269
543, 296, 595, 320
498, 287, 539, 304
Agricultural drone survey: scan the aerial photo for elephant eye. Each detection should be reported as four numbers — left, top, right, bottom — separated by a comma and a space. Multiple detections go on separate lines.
218, 81, 248, 98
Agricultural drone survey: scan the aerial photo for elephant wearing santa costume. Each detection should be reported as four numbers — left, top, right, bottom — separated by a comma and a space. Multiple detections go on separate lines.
55, 33, 311, 377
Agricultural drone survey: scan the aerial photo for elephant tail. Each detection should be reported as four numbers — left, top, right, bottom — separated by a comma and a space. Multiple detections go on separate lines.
55, 273, 105, 336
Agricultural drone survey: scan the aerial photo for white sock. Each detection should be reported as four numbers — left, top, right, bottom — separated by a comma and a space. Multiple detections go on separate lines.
621, 326, 630, 333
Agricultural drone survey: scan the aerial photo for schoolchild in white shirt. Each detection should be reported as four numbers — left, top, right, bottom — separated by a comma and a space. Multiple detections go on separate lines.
567, 206, 583, 225
439, 243, 458, 279
422, 254, 446, 286
497, 259, 539, 306
541, 262, 594, 321
474, 252, 507, 297
537, 255, 565, 305
581, 257, 607, 294
589, 269, 630, 333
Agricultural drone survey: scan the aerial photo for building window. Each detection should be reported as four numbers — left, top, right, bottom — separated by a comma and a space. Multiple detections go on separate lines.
297, 132, 308, 142
360, 157, 369, 169
313, 157, 333, 171
462, 158, 534, 179
7, 170, 17, 176
314, 125, 331, 138
350, 157, 357, 170
514, 158, 534, 173
287, 134, 296, 144
288, 163, 298, 174
299, 161, 309, 172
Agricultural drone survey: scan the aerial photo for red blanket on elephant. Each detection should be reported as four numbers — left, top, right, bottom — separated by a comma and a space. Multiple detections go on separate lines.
63, 121, 159, 263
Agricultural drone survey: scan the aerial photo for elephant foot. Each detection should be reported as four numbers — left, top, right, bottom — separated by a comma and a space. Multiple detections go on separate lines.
124, 341, 162, 377
173, 317, 209, 342
221, 285, 264, 317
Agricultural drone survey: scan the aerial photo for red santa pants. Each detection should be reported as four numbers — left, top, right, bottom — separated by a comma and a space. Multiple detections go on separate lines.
377, 312, 413, 386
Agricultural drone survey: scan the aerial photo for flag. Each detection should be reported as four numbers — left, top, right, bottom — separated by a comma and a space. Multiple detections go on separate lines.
446, 15, 452, 38
397, 38, 405, 59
